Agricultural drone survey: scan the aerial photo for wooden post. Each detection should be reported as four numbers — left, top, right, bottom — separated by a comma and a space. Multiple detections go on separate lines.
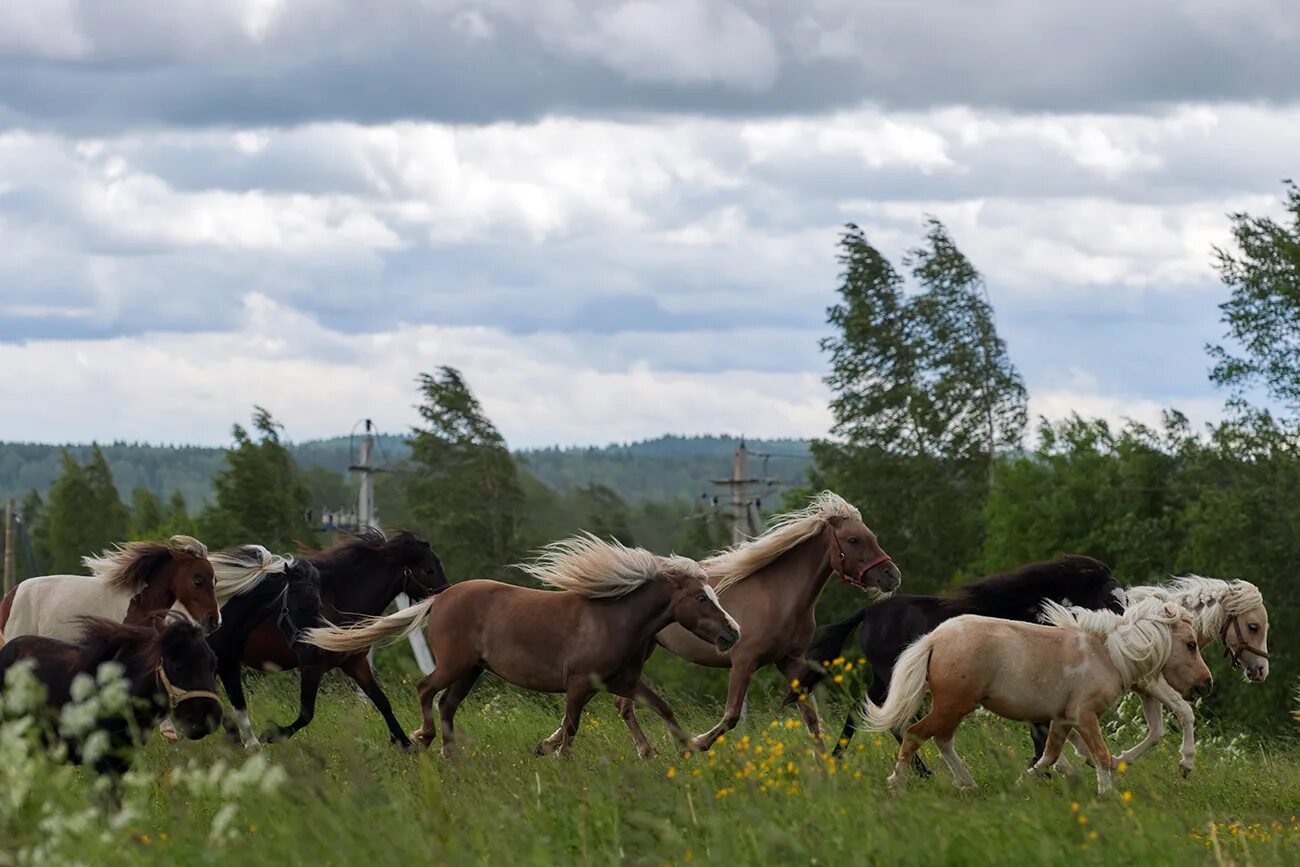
3, 498, 15, 594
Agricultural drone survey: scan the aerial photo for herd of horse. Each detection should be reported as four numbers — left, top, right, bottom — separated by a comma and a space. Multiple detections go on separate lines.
0, 491, 1272, 797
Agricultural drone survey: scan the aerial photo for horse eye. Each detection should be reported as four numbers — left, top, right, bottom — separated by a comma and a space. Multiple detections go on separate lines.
1186, 641, 1197, 652
193, 576, 203, 587
1248, 623, 1259, 632
696, 593, 709, 603
847, 537, 860, 545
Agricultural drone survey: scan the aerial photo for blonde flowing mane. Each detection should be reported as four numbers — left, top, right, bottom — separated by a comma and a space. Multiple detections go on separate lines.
1125, 576, 1265, 643
210, 545, 292, 603
516, 533, 704, 599
82, 535, 209, 593
704, 491, 862, 594
1040, 598, 1187, 686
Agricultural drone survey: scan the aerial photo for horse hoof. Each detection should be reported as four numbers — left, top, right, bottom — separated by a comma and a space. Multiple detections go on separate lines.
1180, 763, 1193, 778
637, 746, 654, 760
687, 737, 710, 753
409, 729, 432, 749
535, 742, 548, 757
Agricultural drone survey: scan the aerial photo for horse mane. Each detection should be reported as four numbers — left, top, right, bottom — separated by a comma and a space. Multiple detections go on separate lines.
516, 533, 703, 599
704, 491, 861, 594
1125, 575, 1265, 642
73, 616, 166, 672
304, 528, 429, 577
82, 535, 210, 593
950, 554, 1118, 612
210, 545, 292, 603
1039, 598, 1186, 685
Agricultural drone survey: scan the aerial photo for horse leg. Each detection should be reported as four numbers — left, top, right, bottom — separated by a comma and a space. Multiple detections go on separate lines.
538, 684, 595, 758
1160, 685, 1198, 777
1072, 713, 1114, 795
1116, 685, 1166, 769
614, 694, 655, 758
688, 657, 758, 752
891, 694, 972, 791
437, 667, 484, 759
340, 653, 412, 748
218, 655, 260, 749
630, 680, 693, 754
263, 664, 324, 742
780, 656, 827, 753
1025, 721, 1073, 781
870, 665, 932, 777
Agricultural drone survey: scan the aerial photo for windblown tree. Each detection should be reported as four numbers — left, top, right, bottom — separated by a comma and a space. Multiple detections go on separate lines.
201, 408, 312, 551
405, 367, 525, 581
42, 446, 128, 573
1208, 180, 1300, 413
811, 221, 1027, 593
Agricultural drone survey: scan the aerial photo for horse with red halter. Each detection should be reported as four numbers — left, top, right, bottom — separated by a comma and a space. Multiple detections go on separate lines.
614, 491, 901, 754
241, 528, 448, 747
0, 614, 222, 786
303, 534, 741, 758
0, 536, 221, 644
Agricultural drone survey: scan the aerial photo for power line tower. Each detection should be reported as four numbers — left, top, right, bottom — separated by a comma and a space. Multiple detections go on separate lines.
711, 441, 776, 545
3, 499, 15, 594
351, 420, 435, 674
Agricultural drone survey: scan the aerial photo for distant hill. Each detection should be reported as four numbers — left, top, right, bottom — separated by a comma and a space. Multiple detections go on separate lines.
0, 435, 812, 507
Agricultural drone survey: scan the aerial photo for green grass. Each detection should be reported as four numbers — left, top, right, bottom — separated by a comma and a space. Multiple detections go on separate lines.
46, 666, 1290, 866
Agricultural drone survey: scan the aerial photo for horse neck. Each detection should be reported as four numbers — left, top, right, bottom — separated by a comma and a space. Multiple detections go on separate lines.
134, 570, 176, 611
743, 533, 835, 614
317, 554, 403, 618
609, 580, 678, 646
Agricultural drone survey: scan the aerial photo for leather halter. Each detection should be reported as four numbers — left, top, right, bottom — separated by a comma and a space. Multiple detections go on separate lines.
1220, 614, 1269, 668
273, 583, 304, 644
157, 665, 221, 706
827, 524, 893, 590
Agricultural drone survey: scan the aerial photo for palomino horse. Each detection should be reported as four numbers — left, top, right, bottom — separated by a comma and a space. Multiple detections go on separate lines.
242, 528, 448, 747
304, 534, 741, 758
205, 546, 323, 748
0, 536, 220, 643
1113, 576, 1269, 776
615, 491, 900, 754
792, 555, 1124, 764
865, 599, 1212, 795
0, 614, 222, 785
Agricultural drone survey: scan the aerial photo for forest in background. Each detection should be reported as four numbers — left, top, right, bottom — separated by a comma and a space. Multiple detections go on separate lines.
3, 185, 1299, 732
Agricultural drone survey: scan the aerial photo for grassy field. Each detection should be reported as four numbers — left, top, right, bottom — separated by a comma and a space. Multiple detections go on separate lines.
5, 663, 1299, 866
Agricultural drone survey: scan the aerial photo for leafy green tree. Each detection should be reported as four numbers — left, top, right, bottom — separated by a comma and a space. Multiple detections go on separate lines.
163, 491, 197, 538
129, 486, 165, 539
406, 367, 525, 581
1209, 181, 1300, 411
42, 449, 127, 573
570, 483, 636, 546
201, 407, 312, 550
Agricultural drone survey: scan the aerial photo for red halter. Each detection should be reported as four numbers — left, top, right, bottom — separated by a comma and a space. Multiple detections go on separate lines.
827, 525, 893, 590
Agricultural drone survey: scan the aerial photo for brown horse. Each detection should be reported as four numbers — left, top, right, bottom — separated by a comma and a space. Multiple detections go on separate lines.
240, 528, 448, 747
615, 491, 900, 753
0, 536, 220, 643
865, 599, 1212, 795
303, 534, 741, 758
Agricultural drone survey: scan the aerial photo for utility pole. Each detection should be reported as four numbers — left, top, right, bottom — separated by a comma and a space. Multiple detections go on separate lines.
3, 499, 15, 594
712, 441, 771, 545
351, 420, 435, 675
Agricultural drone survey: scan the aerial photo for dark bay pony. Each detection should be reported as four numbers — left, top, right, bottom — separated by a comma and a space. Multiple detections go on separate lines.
792, 554, 1125, 767
0, 615, 222, 783
241, 528, 447, 746
616, 491, 901, 754
0, 536, 221, 642
205, 546, 323, 748
304, 534, 740, 758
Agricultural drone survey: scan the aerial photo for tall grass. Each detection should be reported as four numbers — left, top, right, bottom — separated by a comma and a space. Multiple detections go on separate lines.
5, 664, 1299, 865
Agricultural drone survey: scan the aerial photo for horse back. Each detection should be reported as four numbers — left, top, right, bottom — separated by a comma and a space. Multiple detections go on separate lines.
860, 596, 950, 669
0, 634, 83, 705
3, 576, 132, 643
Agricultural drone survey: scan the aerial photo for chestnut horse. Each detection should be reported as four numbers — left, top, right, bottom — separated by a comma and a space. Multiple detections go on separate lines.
865, 599, 1212, 795
615, 491, 901, 753
241, 528, 448, 747
304, 534, 740, 758
0, 614, 222, 785
1113, 576, 1269, 776
0, 536, 220, 644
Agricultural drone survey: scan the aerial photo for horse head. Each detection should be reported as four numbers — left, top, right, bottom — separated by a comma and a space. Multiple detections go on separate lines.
165, 537, 221, 635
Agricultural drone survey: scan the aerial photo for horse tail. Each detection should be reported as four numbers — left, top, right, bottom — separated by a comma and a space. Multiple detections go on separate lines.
780, 608, 867, 706
861, 631, 935, 732
301, 597, 437, 654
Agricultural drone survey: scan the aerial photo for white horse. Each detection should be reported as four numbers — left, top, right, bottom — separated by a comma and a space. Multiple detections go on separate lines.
864, 598, 1211, 795
1110, 576, 1269, 775
0, 536, 220, 644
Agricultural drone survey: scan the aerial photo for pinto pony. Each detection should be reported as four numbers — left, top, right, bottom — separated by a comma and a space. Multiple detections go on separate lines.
615, 491, 901, 754
304, 534, 741, 759
1114, 576, 1269, 776
0, 536, 220, 644
865, 599, 1212, 795
0, 615, 222, 784
791, 554, 1123, 765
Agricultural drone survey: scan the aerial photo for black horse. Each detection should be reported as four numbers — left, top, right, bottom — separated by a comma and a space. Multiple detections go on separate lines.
208, 554, 323, 747
790, 554, 1125, 769
242, 528, 449, 747
0, 615, 221, 783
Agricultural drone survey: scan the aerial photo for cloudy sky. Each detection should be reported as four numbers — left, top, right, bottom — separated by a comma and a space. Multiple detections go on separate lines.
2, 1, 1296, 448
